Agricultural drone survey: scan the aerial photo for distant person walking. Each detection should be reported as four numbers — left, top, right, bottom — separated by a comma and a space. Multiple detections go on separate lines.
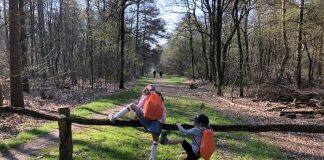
159, 71, 163, 78
153, 70, 156, 78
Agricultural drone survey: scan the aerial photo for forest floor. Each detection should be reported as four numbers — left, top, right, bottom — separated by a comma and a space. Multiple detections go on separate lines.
155, 78, 324, 159
0, 77, 324, 159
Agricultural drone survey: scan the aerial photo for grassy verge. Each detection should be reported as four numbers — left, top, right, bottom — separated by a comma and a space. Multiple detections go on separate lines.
34, 95, 288, 159
0, 78, 151, 154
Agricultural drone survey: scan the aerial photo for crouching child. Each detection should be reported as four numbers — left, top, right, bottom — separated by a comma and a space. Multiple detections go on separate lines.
160, 114, 215, 160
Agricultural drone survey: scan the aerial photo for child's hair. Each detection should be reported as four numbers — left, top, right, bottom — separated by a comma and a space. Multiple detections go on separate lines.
142, 84, 164, 101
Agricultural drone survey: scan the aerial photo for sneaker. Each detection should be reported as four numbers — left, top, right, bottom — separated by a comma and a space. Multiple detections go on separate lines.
160, 131, 168, 145
109, 114, 116, 123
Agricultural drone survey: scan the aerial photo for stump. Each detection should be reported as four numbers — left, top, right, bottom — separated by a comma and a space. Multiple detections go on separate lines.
189, 82, 198, 89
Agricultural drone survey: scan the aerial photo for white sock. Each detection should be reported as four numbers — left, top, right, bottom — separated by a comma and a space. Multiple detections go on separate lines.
112, 105, 131, 120
149, 141, 158, 160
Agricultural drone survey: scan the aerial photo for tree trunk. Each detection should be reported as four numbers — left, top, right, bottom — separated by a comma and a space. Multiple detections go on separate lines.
9, 0, 24, 108
0, 84, 3, 106
216, 0, 222, 95
201, 32, 209, 80
19, 0, 30, 93
119, 0, 126, 89
188, 14, 195, 80
304, 41, 313, 83
296, 0, 305, 88
243, 0, 250, 78
29, 0, 36, 77
86, 0, 94, 90
134, 0, 140, 77
234, 0, 244, 97
37, 0, 47, 80
279, 0, 290, 81
3, 0, 9, 56
204, 0, 215, 83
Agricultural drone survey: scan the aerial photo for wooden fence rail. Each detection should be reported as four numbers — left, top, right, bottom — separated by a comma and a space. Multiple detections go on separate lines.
1, 106, 323, 133
1, 106, 324, 160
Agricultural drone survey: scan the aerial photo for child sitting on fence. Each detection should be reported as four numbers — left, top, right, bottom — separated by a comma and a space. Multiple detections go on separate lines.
109, 84, 166, 160
160, 114, 215, 160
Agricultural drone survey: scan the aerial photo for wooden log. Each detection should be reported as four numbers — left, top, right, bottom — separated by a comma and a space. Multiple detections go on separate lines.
267, 106, 289, 112
58, 107, 72, 160
0, 106, 58, 120
280, 111, 317, 116
1, 106, 324, 133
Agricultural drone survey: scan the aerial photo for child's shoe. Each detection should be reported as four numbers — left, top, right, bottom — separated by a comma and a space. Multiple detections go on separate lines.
109, 114, 116, 123
160, 131, 168, 145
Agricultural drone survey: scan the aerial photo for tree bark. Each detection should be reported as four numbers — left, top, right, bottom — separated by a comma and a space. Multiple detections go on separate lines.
9, 0, 24, 108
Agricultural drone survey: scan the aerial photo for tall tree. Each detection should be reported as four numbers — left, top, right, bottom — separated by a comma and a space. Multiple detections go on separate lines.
215, 0, 223, 95
296, 0, 305, 88
19, 0, 30, 93
279, 0, 290, 81
86, 0, 94, 89
9, 0, 24, 107
203, 0, 217, 84
119, 0, 126, 89
3, 0, 9, 55
37, 0, 47, 79
234, 0, 244, 97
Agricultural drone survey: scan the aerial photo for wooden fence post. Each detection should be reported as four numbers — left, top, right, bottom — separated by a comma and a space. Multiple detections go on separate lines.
58, 107, 72, 160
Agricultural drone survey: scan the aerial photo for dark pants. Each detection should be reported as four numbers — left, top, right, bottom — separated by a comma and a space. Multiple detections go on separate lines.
182, 140, 199, 160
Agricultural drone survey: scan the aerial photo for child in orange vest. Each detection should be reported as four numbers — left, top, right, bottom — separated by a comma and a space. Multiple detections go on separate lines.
160, 114, 213, 160
109, 84, 166, 160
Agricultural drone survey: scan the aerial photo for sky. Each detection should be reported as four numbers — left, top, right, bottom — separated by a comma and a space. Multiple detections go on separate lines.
156, 0, 186, 45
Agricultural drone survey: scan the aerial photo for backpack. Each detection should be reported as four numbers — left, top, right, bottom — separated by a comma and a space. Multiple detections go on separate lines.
143, 92, 163, 120
199, 129, 215, 160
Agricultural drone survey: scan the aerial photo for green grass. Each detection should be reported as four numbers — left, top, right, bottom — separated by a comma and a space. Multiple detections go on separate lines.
0, 78, 151, 154
158, 76, 187, 85
1, 77, 288, 159
34, 94, 288, 160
